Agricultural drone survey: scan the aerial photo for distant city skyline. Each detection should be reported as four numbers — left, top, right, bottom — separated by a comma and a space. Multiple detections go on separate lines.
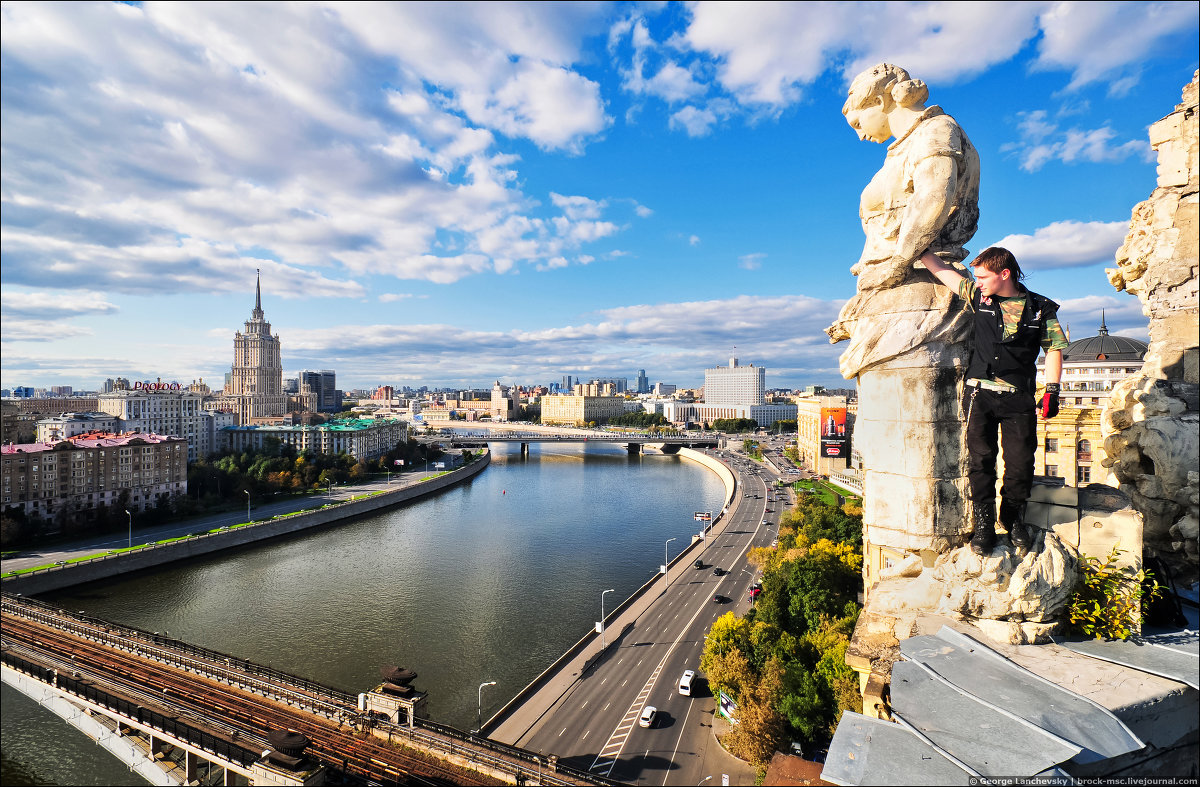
3, 2, 1197, 391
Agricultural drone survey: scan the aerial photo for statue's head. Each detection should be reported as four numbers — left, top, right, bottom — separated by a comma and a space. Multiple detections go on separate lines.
842, 63, 929, 144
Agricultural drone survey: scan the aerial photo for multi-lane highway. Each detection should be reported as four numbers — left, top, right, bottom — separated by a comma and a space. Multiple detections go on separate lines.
510, 448, 787, 785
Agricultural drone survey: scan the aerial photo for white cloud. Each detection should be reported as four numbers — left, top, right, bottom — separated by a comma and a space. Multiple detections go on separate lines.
634, 203, 654, 218
0, 0, 625, 308
456, 60, 609, 153
1034, 1, 1200, 92
670, 105, 720, 137
674, 1, 1193, 111
990, 220, 1130, 270
683, 2, 1036, 106
1053, 294, 1148, 341
280, 294, 848, 387
1, 290, 119, 320
551, 193, 606, 221
738, 253, 766, 270
378, 293, 413, 303
645, 61, 707, 103
0, 319, 94, 343
689, 235, 701, 246
1002, 111, 1151, 171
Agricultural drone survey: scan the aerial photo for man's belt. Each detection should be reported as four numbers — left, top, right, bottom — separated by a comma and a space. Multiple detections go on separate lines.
966, 378, 1017, 393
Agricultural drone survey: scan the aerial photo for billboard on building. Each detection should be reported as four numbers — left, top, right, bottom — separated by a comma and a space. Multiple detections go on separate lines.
820, 407, 849, 457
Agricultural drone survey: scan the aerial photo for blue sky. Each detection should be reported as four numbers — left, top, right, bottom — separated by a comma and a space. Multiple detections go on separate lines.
2, 1, 1197, 393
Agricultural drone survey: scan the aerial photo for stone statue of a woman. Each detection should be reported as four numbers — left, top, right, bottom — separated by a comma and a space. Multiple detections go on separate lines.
827, 63, 979, 379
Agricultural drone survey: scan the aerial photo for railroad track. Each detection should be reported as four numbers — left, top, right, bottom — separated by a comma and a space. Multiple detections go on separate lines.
1, 611, 498, 786
1, 594, 354, 719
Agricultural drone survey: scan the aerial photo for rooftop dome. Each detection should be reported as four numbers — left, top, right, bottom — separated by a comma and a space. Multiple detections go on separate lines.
1062, 313, 1148, 364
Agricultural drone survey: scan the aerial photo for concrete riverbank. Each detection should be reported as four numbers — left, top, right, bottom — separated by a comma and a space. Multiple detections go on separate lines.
2, 450, 490, 595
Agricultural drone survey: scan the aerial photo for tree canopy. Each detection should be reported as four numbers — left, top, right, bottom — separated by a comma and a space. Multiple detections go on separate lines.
700, 495, 865, 766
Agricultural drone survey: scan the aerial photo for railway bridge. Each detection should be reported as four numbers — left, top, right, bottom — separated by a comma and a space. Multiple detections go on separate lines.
1, 593, 617, 786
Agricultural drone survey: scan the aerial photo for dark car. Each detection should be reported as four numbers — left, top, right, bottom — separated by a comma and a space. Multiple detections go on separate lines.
694, 559, 704, 569
713, 567, 725, 576
712, 594, 725, 603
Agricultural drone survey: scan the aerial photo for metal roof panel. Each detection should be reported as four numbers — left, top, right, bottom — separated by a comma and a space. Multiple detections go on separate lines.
900, 627, 1143, 764
1057, 630, 1198, 689
890, 660, 1082, 777
821, 711, 974, 786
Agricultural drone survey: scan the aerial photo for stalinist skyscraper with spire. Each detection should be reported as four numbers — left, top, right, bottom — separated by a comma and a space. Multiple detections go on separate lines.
229, 270, 287, 425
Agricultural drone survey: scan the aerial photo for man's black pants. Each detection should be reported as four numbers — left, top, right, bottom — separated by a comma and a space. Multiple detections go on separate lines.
963, 386, 1037, 513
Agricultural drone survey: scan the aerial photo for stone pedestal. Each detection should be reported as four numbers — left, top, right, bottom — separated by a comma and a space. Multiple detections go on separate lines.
838, 280, 972, 560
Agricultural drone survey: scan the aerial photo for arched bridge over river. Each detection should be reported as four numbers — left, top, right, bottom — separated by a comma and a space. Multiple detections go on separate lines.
415, 430, 722, 454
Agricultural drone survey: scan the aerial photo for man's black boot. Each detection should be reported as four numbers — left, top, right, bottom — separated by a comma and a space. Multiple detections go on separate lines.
1000, 499, 1032, 552
971, 503, 997, 556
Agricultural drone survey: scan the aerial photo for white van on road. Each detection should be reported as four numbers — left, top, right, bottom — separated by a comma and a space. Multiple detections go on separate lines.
678, 669, 695, 696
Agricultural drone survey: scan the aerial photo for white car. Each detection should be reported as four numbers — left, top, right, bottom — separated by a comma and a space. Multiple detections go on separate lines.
639, 705, 657, 728
679, 670, 695, 696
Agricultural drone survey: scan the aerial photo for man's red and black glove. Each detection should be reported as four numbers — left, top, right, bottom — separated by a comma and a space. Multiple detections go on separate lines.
1041, 383, 1060, 419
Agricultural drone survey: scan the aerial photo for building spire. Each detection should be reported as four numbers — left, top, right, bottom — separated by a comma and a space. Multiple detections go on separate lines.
252, 268, 264, 320
1099, 309, 1108, 336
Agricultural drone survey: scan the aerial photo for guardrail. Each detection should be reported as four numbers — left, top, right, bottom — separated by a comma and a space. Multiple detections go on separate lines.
3, 593, 359, 711
2, 648, 262, 768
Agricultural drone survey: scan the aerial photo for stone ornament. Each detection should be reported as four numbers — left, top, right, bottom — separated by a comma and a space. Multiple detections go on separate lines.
1102, 71, 1199, 586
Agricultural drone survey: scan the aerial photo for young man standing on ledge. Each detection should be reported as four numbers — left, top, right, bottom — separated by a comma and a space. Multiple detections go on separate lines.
920, 247, 1069, 556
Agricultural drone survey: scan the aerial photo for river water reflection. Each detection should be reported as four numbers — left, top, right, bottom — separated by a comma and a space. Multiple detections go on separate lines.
2, 442, 726, 785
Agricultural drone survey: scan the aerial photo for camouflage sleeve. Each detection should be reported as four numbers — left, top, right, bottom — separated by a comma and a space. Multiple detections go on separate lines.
1042, 316, 1069, 352
957, 278, 978, 308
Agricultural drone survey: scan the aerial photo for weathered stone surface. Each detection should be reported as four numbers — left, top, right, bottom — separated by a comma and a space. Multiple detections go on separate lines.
1102, 71, 1199, 585
863, 473, 967, 547
928, 533, 1079, 624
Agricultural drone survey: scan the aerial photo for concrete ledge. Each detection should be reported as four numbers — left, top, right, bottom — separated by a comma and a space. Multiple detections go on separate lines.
3, 451, 490, 595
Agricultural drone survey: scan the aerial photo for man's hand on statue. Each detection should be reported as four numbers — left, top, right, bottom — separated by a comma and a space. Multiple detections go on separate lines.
1041, 383, 1060, 419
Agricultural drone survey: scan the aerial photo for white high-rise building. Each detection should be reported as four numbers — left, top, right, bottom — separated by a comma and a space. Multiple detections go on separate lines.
704, 356, 765, 407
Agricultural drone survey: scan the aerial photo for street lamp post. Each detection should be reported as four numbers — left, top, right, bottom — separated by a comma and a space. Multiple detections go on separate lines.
600, 588, 615, 646
662, 537, 676, 596
125, 509, 132, 548
476, 681, 496, 733
244, 490, 251, 523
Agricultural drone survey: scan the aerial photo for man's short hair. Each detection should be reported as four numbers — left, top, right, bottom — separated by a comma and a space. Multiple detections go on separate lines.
972, 246, 1024, 280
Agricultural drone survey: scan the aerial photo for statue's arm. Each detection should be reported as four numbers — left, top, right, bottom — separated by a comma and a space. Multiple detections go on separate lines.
892, 154, 957, 268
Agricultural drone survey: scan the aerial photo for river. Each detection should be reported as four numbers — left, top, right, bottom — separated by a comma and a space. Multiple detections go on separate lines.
1, 442, 727, 785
